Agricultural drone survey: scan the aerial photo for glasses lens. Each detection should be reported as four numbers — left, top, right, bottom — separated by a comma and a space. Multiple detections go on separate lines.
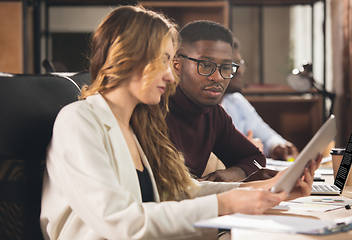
198, 61, 217, 76
220, 64, 237, 78
220, 64, 239, 79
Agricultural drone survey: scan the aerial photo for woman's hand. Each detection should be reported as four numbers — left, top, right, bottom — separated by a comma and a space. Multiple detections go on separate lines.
244, 154, 322, 196
217, 187, 287, 216
217, 154, 323, 216
286, 154, 323, 200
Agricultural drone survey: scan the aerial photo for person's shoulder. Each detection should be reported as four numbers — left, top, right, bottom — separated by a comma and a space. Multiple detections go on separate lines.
58, 99, 91, 117
227, 92, 253, 108
223, 92, 247, 103
233, 92, 247, 101
54, 101, 90, 127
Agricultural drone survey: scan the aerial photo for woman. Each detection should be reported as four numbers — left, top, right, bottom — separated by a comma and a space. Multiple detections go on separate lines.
40, 5, 320, 240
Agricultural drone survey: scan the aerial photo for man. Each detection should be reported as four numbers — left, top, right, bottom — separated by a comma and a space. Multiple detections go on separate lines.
166, 21, 266, 182
221, 38, 299, 161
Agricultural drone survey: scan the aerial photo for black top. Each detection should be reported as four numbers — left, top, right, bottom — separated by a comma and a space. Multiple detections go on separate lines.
136, 168, 154, 202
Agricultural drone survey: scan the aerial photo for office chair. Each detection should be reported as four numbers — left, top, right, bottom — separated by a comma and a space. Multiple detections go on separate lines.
42, 59, 68, 73
51, 71, 92, 90
42, 59, 92, 89
42, 59, 56, 73
69, 71, 91, 89
0, 73, 80, 240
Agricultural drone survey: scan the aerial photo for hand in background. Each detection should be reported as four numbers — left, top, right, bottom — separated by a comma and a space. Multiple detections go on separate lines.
247, 130, 264, 152
271, 141, 299, 161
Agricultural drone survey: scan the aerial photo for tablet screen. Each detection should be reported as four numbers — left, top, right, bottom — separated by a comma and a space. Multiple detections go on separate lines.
271, 115, 337, 194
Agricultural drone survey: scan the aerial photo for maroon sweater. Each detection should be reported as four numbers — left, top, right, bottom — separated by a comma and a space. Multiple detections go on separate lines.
166, 86, 266, 178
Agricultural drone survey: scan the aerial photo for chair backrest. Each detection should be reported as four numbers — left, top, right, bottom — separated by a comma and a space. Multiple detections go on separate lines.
0, 73, 80, 240
51, 71, 92, 90
69, 71, 91, 89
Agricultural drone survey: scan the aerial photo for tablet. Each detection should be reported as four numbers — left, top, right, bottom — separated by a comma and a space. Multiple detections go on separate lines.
271, 114, 337, 194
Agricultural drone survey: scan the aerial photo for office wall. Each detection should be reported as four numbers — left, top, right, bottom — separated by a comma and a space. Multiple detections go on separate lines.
231, 3, 329, 88
231, 6, 291, 85
47, 5, 291, 78
0, 2, 23, 73
46, 4, 328, 88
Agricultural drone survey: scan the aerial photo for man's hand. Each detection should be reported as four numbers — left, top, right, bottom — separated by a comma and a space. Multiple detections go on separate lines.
242, 168, 278, 182
199, 166, 247, 182
247, 130, 264, 152
271, 141, 299, 161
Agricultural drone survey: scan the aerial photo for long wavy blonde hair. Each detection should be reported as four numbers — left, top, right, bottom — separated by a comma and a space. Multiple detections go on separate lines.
80, 5, 197, 201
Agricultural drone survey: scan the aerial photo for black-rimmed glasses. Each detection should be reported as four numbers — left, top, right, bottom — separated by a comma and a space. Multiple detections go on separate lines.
178, 54, 239, 79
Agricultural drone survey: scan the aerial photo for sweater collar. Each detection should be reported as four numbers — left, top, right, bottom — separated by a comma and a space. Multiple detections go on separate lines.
170, 86, 211, 117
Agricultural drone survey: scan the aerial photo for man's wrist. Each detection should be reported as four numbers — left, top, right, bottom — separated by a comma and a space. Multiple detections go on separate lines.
227, 166, 247, 181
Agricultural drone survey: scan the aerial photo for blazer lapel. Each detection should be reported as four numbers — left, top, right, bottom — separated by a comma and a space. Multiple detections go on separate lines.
132, 133, 160, 203
107, 125, 142, 203
87, 94, 142, 203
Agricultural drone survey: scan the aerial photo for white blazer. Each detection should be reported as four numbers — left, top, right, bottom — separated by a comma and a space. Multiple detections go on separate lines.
40, 93, 240, 240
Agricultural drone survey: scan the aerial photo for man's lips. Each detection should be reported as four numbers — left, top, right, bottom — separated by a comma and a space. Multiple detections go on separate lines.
204, 85, 224, 93
203, 86, 224, 97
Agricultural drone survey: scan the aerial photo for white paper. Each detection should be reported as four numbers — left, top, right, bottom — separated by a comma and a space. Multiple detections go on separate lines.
289, 196, 352, 206
278, 201, 344, 212
194, 213, 332, 234
266, 155, 331, 167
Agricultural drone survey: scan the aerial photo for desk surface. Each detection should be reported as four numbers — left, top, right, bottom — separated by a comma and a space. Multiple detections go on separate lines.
231, 171, 352, 240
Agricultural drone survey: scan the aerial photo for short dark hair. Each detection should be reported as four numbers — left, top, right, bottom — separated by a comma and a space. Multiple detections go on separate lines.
179, 20, 234, 47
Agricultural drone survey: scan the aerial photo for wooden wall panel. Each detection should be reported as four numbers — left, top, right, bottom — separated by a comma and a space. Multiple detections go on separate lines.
340, 0, 352, 147
140, 1, 229, 28
0, 2, 23, 74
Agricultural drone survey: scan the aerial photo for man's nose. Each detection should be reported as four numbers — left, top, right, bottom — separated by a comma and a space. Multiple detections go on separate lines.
208, 66, 223, 82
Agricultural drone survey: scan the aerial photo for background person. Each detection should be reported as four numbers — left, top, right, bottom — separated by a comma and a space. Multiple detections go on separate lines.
222, 38, 299, 161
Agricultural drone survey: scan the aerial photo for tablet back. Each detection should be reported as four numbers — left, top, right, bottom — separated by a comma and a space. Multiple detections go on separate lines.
271, 114, 337, 194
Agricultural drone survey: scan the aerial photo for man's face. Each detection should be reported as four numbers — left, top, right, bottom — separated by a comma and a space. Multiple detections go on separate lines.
175, 40, 233, 107
225, 48, 244, 94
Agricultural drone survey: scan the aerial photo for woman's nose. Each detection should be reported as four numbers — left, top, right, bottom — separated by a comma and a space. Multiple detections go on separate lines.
163, 67, 175, 83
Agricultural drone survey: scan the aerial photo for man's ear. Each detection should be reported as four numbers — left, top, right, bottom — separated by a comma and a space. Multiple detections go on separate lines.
173, 57, 181, 76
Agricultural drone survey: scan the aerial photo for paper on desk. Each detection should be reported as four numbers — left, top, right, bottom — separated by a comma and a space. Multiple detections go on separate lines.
278, 201, 344, 212
194, 213, 352, 235
266, 156, 331, 167
290, 196, 352, 206
273, 196, 351, 212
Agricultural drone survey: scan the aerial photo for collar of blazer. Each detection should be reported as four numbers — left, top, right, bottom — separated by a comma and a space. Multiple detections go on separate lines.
86, 93, 117, 129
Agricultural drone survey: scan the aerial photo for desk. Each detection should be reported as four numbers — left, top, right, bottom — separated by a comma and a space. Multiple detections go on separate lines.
231, 173, 352, 240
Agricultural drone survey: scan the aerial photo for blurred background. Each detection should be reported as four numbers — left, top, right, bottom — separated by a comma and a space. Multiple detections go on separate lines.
0, 0, 351, 151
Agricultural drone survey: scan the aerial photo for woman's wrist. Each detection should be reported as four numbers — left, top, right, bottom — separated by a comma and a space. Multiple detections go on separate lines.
240, 177, 274, 191
217, 192, 230, 216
